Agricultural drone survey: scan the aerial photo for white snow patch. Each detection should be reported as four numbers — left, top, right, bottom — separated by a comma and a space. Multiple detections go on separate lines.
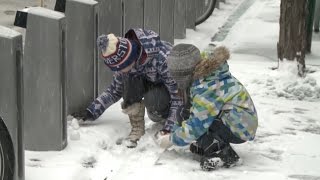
70, 130, 81, 141
71, 118, 80, 130
248, 60, 320, 101
0, 25, 21, 38
28, 7, 65, 19
69, 0, 98, 5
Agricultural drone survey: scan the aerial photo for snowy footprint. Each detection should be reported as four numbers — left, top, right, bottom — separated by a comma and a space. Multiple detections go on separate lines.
81, 155, 97, 168
26, 158, 42, 167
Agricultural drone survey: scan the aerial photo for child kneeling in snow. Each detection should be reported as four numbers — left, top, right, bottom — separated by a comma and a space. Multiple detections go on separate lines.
157, 44, 258, 171
72, 29, 183, 148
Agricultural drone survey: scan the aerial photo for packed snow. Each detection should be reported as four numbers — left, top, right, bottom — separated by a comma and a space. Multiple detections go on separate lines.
22, 0, 320, 179
28, 6, 65, 19
0, 25, 21, 38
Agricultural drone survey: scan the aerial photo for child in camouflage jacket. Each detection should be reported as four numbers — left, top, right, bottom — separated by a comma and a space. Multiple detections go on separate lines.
158, 44, 258, 171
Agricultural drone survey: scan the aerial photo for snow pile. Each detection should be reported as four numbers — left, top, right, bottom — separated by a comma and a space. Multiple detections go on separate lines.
251, 60, 320, 101
28, 7, 65, 19
70, 130, 81, 141
276, 76, 320, 101
71, 118, 80, 130
69, 118, 81, 141
0, 25, 21, 38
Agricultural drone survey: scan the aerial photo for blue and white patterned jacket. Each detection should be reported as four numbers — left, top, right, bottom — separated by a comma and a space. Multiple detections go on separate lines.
170, 47, 258, 146
87, 28, 183, 131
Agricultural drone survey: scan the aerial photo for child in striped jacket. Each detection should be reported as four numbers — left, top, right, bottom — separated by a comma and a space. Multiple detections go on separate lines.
72, 29, 183, 148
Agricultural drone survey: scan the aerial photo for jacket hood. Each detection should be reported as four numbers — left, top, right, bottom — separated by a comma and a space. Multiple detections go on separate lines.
193, 46, 230, 79
125, 28, 172, 66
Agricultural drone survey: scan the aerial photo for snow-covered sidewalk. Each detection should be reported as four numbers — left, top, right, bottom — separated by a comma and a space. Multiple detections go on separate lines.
25, 0, 320, 179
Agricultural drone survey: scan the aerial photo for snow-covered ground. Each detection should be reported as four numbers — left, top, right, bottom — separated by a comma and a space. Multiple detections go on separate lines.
23, 0, 320, 179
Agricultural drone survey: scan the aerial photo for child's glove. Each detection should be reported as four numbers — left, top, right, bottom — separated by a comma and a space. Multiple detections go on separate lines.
155, 131, 173, 149
71, 110, 93, 121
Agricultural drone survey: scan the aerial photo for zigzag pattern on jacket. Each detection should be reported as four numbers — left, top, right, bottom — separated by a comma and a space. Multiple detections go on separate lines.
87, 28, 183, 131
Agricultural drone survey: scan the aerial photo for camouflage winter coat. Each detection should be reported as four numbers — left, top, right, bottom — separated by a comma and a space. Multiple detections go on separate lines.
171, 47, 258, 146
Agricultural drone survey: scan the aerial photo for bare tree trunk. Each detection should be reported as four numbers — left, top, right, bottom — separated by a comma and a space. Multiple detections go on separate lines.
277, 0, 308, 77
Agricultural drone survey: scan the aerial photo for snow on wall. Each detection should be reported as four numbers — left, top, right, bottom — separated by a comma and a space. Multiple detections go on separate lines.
0, 25, 21, 39
28, 7, 65, 19
69, 0, 98, 6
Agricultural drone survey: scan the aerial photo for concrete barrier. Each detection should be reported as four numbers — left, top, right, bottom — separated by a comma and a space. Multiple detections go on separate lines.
123, 0, 144, 33
174, 0, 186, 39
186, 0, 196, 29
96, 0, 122, 94
23, 7, 67, 151
160, 0, 174, 43
0, 25, 24, 180
196, 0, 205, 20
144, 0, 160, 33
65, 0, 99, 114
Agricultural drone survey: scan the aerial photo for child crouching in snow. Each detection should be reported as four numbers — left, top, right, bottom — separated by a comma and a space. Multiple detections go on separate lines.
157, 44, 258, 171
72, 29, 183, 148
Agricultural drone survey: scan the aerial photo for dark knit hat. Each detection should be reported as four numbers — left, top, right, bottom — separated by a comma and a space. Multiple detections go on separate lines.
167, 44, 201, 90
97, 33, 140, 71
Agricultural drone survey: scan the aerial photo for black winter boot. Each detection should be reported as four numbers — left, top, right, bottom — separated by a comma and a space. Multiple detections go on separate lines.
190, 142, 205, 155
200, 144, 240, 171
190, 136, 225, 156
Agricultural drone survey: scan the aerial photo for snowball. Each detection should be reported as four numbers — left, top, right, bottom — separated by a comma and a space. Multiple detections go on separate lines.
67, 115, 74, 121
71, 118, 80, 130
70, 130, 80, 141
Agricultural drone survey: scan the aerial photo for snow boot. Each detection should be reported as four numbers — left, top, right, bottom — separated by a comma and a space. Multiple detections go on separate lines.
200, 144, 240, 171
190, 137, 224, 156
122, 101, 145, 148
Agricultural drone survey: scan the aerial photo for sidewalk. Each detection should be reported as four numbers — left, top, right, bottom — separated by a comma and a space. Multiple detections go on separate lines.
218, 0, 320, 66
14, 0, 320, 179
